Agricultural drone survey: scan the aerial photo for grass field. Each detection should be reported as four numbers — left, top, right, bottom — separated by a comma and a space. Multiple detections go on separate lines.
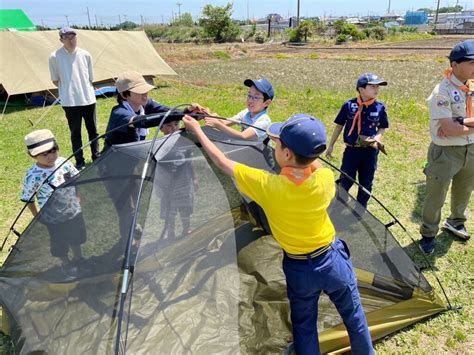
0, 48, 473, 353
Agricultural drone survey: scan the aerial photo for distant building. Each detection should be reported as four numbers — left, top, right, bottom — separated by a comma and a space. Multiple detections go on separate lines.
435, 10, 474, 29
405, 11, 428, 25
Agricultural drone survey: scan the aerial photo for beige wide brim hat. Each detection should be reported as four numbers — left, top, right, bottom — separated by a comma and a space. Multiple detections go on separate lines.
115, 71, 155, 94
25, 129, 56, 156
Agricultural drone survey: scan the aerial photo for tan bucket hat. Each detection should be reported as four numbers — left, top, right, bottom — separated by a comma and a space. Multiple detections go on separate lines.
25, 129, 56, 156
115, 71, 155, 94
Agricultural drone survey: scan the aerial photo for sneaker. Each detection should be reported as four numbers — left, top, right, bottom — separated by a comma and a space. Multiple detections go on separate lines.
60, 265, 78, 281
75, 161, 85, 170
419, 236, 435, 255
442, 221, 471, 240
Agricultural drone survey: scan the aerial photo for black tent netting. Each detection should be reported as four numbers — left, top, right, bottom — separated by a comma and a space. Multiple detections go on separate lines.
0, 128, 444, 354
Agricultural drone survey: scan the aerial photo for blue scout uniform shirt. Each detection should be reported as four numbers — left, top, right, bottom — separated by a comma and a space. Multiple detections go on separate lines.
334, 98, 389, 145
106, 98, 173, 146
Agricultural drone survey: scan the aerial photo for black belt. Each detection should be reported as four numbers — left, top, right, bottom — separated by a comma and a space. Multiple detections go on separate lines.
285, 244, 332, 260
345, 143, 366, 148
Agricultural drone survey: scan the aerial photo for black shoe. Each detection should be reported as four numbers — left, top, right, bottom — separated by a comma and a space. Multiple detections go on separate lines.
419, 236, 435, 255
75, 161, 85, 170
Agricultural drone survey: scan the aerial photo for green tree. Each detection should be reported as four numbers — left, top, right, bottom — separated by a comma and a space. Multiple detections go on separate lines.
199, 3, 241, 42
172, 12, 195, 27
417, 8, 433, 14
299, 20, 315, 42
439, 5, 463, 13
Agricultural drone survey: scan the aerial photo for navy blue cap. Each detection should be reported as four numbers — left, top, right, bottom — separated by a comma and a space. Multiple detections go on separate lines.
244, 78, 274, 100
267, 114, 327, 158
59, 26, 77, 37
449, 40, 474, 62
356, 73, 387, 89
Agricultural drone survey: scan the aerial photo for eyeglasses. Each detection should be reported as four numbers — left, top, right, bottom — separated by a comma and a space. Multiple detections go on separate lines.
62, 34, 76, 40
247, 93, 264, 101
38, 147, 58, 157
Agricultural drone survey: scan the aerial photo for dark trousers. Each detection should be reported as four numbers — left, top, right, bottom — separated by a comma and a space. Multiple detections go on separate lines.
338, 146, 379, 208
63, 103, 100, 164
46, 212, 87, 258
283, 239, 374, 355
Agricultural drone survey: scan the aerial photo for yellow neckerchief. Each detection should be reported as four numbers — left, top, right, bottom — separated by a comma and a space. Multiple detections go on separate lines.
280, 165, 316, 186
444, 68, 472, 118
348, 95, 377, 136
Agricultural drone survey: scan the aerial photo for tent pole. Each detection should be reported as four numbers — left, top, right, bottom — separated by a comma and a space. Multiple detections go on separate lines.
114, 104, 191, 355
0, 94, 10, 119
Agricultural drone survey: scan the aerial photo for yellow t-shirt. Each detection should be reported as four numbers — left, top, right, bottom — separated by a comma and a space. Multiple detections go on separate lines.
233, 163, 336, 254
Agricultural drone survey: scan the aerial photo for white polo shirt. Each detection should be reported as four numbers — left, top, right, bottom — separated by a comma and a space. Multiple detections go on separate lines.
428, 74, 474, 146
49, 46, 96, 107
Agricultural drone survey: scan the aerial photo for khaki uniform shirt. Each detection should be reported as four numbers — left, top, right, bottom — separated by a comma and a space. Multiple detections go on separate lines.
427, 74, 474, 146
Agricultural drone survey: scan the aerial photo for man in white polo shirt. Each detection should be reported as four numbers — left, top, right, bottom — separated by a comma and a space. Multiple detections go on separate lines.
419, 40, 474, 254
49, 27, 99, 170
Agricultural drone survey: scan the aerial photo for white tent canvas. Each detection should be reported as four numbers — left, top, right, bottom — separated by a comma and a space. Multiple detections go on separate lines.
0, 30, 176, 96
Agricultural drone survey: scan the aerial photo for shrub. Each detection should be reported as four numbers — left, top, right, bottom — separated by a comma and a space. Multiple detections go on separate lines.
213, 51, 231, 60
254, 31, 266, 43
287, 28, 302, 43
336, 34, 349, 44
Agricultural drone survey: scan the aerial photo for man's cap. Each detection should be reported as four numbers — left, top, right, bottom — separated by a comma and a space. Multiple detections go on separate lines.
267, 114, 327, 158
115, 71, 156, 94
25, 129, 57, 156
449, 40, 474, 62
244, 78, 275, 100
59, 27, 77, 37
356, 73, 388, 89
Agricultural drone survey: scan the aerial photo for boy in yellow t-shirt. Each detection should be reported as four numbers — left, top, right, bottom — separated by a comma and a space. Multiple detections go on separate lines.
183, 113, 373, 355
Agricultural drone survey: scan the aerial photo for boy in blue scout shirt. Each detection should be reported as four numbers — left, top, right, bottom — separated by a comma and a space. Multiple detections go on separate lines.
204, 78, 274, 140
182, 113, 374, 355
326, 73, 389, 208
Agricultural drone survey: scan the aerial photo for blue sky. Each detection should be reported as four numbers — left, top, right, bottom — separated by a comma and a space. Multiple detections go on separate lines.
2, 0, 472, 27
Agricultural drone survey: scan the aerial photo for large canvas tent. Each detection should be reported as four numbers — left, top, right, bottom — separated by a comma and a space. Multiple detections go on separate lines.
0, 30, 176, 97
0, 127, 447, 354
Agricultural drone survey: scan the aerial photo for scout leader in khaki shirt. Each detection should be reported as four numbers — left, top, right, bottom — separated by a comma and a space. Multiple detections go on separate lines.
428, 74, 474, 146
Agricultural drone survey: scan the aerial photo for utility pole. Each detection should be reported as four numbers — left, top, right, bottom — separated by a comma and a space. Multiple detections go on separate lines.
176, 3, 182, 20
434, 0, 441, 30
118, 15, 122, 27
247, 0, 249, 24
86, 7, 91, 27
65, 15, 69, 26
297, 0, 300, 27
141, 15, 144, 27
95, 14, 98, 27
387, 0, 391, 14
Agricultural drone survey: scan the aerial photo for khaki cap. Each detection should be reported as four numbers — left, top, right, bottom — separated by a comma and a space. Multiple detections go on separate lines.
115, 71, 155, 94
25, 129, 56, 156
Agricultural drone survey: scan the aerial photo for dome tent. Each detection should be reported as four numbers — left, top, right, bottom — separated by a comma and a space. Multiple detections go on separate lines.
0, 120, 448, 354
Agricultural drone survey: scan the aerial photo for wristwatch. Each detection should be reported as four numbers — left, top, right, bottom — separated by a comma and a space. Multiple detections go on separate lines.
454, 116, 465, 125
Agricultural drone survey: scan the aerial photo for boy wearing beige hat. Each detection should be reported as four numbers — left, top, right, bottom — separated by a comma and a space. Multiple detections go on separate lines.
21, 129, 86, 275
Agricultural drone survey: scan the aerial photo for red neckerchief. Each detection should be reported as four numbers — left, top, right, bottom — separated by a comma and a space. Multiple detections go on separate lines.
444, 68, 472, 118
280, 165, 316, 186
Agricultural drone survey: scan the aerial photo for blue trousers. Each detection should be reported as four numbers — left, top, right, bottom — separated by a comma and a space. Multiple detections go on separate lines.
338, 146, 379, 208
283, 239, 374, 355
